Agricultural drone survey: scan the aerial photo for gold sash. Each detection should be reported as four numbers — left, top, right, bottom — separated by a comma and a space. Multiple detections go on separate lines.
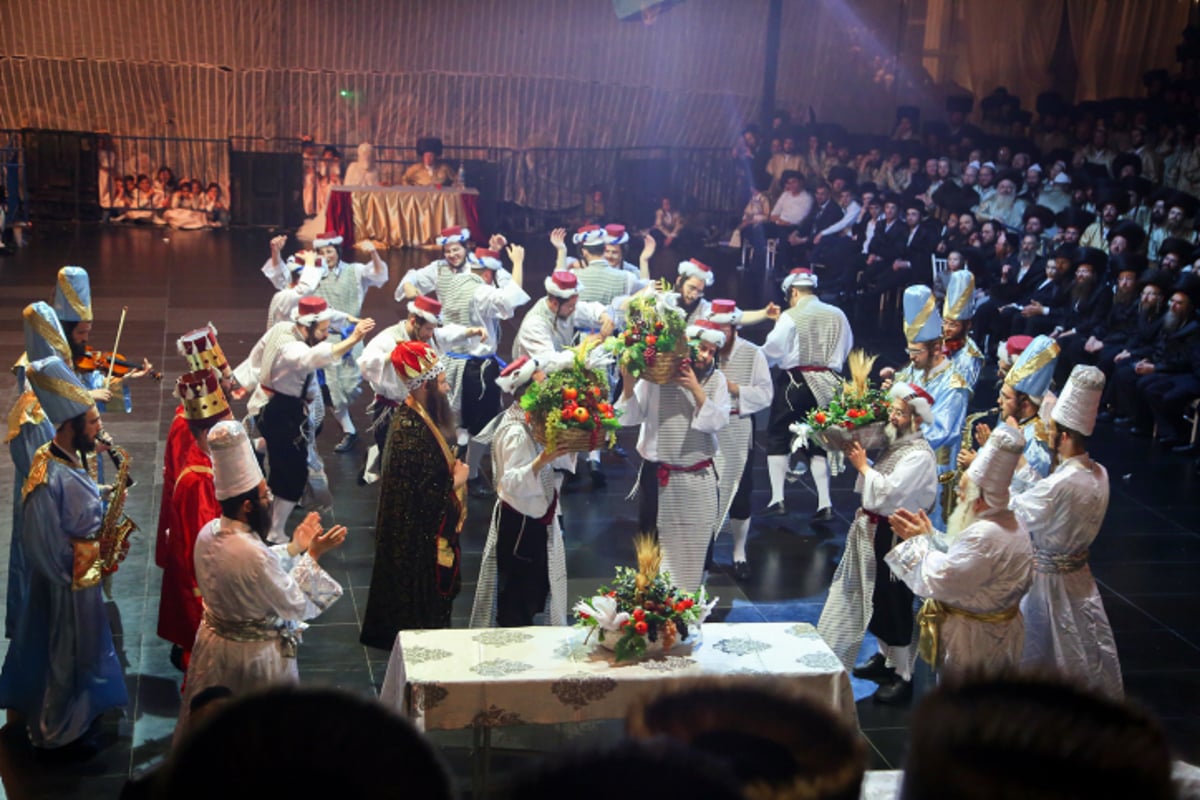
917, 598, 1020, 667
404, 396, 466, 561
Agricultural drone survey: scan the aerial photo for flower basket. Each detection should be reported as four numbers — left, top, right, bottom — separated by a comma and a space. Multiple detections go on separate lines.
605, 285, 693, 386
790, 350, 891, 476
574, 534, 716, 663
520, 341, 621, 454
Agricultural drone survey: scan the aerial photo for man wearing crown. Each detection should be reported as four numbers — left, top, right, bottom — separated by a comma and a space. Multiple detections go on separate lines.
888, 424, 1034, 675
819, 382, 938, 706
617, 320, 730, 594
245, 297, 375, 543
469, 356, 575, 629
0, 356, 128, 754
1012, 365, 1123, 699
311, 231, 389, 453
361, 342, 469, 648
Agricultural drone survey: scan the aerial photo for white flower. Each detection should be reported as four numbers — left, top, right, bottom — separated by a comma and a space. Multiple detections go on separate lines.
694, 586, 717, 625
584, 344, 614, 372
789, 422, 811, 453
655, 292, 685, 319
574, 595, 624, 631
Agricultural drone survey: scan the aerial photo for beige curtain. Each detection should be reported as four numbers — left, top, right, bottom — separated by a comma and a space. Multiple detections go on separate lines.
947, 0, 1065, 113
1067, 0, 1189, 101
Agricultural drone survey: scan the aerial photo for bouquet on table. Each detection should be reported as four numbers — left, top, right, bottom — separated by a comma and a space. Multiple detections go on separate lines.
604, 283, 692, 384
790, 350, 891, 476
519, 340, 622, 453
574, 534, 716, 662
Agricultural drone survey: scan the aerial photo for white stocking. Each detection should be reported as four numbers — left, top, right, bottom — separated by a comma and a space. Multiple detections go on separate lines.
767, 455, 790, 506
811, 454, 831, 510
332, 406, 355, 436
730, 518, 750, 563
269, 498, 297, 544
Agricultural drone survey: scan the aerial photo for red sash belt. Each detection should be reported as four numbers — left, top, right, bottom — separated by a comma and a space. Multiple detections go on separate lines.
374, 394, 400, 409
860, 509, 886, 525
788, 365, 834, 376
657, 458, 714, 488
502, 490, 559, 526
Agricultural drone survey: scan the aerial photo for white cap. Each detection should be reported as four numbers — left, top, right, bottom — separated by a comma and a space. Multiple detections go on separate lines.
1051, 364, 1105, 436
889, 381, 935, 425
1053, 172, 1071, 185
965, 422, 1024, 509
495, 355, 540, 395
781, 267, 818, 293
208, 421, 264, 501
685, 320, 727, 348
677, 259, 715, 287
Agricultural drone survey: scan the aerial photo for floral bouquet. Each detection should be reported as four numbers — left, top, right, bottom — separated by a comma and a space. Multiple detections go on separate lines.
604, 283, 692, 384
574, 534, 717, 662
790, 350, 891, 475
520, 340, 622, 453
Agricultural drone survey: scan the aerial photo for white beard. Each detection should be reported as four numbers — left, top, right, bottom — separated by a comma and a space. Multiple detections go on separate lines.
945, 479, 981, 543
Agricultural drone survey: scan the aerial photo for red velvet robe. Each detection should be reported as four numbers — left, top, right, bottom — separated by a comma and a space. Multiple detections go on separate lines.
156, 408, 192, 569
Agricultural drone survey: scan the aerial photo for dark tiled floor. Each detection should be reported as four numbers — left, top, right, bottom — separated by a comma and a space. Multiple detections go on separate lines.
0, 224, 1198, 798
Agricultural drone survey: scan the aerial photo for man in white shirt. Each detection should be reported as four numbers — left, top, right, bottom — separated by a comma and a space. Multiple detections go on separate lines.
248, 297, 374, 542
617, 320, 730, 593
513, 271, 613, 371
768, 171, 813, 251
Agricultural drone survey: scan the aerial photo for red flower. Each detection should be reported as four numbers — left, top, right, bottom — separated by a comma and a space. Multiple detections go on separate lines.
633, 608, 645, 621
814, 412, 827, 424
579, 612, 590, 619
683, 598, 694, 609
634, 621, 648, 634
606, 590, 617, 598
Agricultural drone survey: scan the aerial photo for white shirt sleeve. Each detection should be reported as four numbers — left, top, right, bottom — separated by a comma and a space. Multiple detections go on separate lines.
819, 202, 860, 237
262, 257, 290, 291
573, 300, 608, 331
735, 348, 775, 416
858, 448, 938, 516
692, 371, 731, 433
494, 424, 554, 519
397, 262, 440, 301
761, 317, 795, 368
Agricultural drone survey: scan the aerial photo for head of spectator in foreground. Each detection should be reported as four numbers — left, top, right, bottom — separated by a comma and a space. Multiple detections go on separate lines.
161, 688, 453, 800
502, 738, 743, 800
625, 683, 866, 800
901, 672, 1174, 800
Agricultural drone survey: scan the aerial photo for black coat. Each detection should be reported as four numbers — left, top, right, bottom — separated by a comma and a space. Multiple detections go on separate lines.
867, 219, 908, 264
1098, 295, 1139, 343
1151, 318, 1200, 374
1058, 282, 1114, 336
989, 257, 1047, 306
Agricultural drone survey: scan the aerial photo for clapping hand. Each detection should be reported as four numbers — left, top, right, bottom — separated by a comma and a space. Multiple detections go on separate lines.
889, 508, 933, 540
308, 524, 349, 561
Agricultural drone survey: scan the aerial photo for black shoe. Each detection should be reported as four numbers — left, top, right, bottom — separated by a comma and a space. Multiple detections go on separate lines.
762, 501, 787, 517
1172, 443, 1197, 454
1113, 416, 1134, 428
873, 675, 913, 705
732, 561, 751, 581
468, 476, 494, 498
334, 432, 359, 453
169, 645, 186, 672
851, 653, 894, 682
1128, 426, 1152, 438
811, 506, 834, 522
590, 463, 607, 489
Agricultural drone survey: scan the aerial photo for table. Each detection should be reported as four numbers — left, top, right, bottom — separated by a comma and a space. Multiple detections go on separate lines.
379, 622, 857, 730
328, 185, 480, 249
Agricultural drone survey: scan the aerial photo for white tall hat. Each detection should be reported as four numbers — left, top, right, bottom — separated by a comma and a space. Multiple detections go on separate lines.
1051, 364, 1105, 436
208, 420, 264, 501
965, 422, 1025, 509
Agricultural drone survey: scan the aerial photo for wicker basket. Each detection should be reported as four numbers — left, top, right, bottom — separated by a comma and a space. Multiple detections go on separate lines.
639, 338, 689, 385
531, 414, 604, 454
811, 420, 889, 453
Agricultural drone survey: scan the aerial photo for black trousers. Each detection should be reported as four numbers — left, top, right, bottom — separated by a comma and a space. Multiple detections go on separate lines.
460, 357, 502, 435
257, 393, 309, 502
767, 371, 818, 455
868, 518, 914, 646
495, 503, 551, 628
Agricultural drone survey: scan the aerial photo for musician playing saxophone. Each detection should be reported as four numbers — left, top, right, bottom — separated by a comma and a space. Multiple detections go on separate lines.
0, 356, 128, 754
958, 334, 1060, 498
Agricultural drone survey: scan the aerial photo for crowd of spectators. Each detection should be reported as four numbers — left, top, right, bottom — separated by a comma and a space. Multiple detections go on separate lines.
728, 74, 1200, 455
99, 148, 229, 230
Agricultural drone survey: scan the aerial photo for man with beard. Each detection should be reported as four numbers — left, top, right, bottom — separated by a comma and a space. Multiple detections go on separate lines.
617, 320, 730, 594
599, 224, 654, 280
311, 232, 389, 453
1080, 191, 1125, 253
860, 196, 907, 290
469, 357, 575, 629
941, 270, 984, 390
1147, 193, 1198, 262
1114, 277, 1200, 438
886, 286, 970, 529
514, 270, 613, 370
818, 382, 938, 705
176, 420, 346, 740
975, 162, 997, 203
1058, 254, 1141, 386
401, 137, 455, 187
246, 297, 375, 542
887, 423, 1034, 676
1037, 171, 1073, 214
706, 300, 773, 580
361, 342, 468, 648
974, 233, 1046, 352
1013, 365, 1123, 699
961, 335, 1059, 498
1009, 245, 1070, 337
0, 356, 127, 754
974, 171, 1027, 233
1156, 236, 1194, 278
357, 294, 484, 485
156, 369, 233, 673
762, 269, 853, 521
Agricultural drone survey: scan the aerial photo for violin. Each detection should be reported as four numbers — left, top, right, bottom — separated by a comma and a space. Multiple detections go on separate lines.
75, 348, 163, 382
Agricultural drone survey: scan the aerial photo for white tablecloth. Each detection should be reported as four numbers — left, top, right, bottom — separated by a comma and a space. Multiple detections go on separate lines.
379, 622, 857, 731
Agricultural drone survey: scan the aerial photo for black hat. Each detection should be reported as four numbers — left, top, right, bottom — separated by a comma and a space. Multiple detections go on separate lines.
946, 95, 974, 114
1144, 69, 1170, 89
415, 137, 443, 157
780, 170, 805, 186
1014, 110, 1034, 126
1112, 152, 1143, 178
932, 183, 976, 215
1047, 148, 1075, 168
858, 181, 879, 196
1081, 162, 1113, 181
1158, 236, 1195, 262
1050, 243, 1081, 263
1108, 219, 1146, 251
1036, 92, 1067, 116
1056, 207, 1094, 233
901, 196, 926, 215
1108, 252, 1147, 278
1022, 204, 1056, 229
1172, 273, 1200, 308
1095, 187, 1130, 215
958, 246, 987, 274
995, 168, 1023, 188
1168, 191, 1200, 217
1118, 175, 1154, 200
1138, 268, 1172, 293
1073, 246, 1109, 273
828, 165, 857, 186
896, 105, 920, 123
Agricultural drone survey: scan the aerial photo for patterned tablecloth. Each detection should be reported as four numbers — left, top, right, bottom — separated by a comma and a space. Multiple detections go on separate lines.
379, 622, 857, 731
329, 185, 480, 249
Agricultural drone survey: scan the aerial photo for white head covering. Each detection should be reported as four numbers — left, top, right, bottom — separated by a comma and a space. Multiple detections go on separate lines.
1053, 172, 1071, 185
889, 381, 935, 425
573, 225, 607, 247
677, 259, 715, 287
1051, 364, 1105, 436
781, 268, 818, 292
544, 271, 580, 299
208, 420, 263, 501
495, 355, 540, 395
313, 232, 344, 249
291, 296, 338, 326
705, 298, 743, 326
685, 320, 727, 348
965, 422, 1025, 508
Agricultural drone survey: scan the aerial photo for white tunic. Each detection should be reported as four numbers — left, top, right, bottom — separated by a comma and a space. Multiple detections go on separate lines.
714, 337, 773, 529
262, 258, 331, 329
615, 377, 731, 462
512, 297, 607, 371
885, 508, 1033, 674
1012, 455, 1123, 699
176, 516, 343, 741
244, 326, 335, 416
357, 321, 473, 402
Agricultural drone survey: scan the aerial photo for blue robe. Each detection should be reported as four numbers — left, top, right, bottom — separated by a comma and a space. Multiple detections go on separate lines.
949, 337, 984, 394
0, 445, 127, 748
897, 359, 970, 529
5, 391, 55, 638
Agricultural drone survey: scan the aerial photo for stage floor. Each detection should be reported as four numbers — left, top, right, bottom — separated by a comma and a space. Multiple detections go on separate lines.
0, 223, 1197, 797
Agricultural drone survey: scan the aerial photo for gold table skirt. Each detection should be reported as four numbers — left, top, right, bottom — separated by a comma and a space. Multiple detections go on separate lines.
346, 187, 476, 249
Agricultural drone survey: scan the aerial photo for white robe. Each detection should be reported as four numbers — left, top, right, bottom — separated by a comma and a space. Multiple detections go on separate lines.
885, 507, 1033, 674
176, 516, 343, 742
468, 406, 575, 628
1012, 455, 1123, 699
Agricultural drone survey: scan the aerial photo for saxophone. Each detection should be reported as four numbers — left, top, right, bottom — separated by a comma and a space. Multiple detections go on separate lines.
938, 407, 998, 520
96, 431, 138, 591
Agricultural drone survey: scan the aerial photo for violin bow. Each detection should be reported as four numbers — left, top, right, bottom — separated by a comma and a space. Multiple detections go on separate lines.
106, 306, 129, 387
